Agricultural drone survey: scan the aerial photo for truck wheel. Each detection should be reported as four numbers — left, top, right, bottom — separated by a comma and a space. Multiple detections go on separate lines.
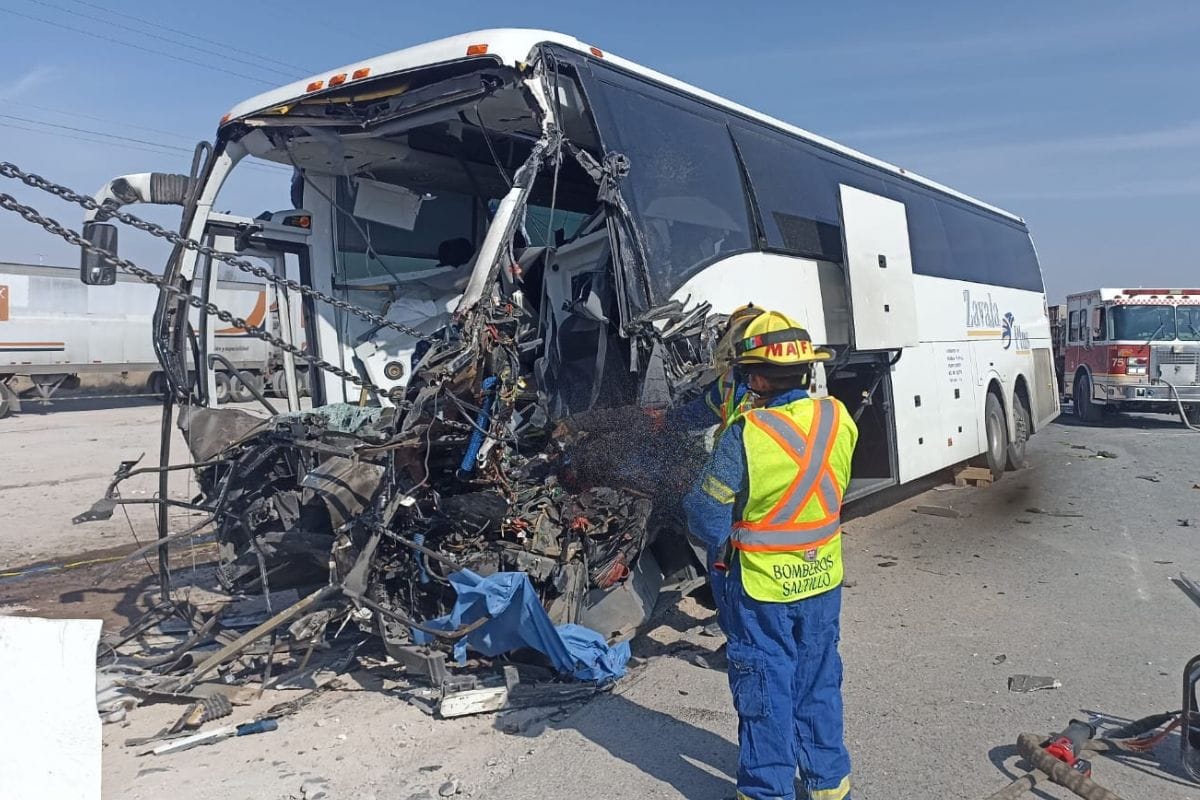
1006, 395, 1031, 471
0, 379, 19, 419
299, 369, 311, 397
972, 391, 1008, 482
214, 372, 231, 404
269, 370, 289, 398
230, 373, 260, 403
1074, 374, 1101, 424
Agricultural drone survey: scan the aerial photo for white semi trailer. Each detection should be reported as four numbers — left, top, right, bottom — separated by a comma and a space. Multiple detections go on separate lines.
0, 262, 300, 417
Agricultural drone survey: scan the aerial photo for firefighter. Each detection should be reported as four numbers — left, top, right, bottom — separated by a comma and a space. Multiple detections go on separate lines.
648, 303, 764, 434
683, 310, 858, 800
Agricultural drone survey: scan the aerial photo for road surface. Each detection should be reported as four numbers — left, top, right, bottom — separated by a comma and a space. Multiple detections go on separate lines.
1, 401, 1198, 799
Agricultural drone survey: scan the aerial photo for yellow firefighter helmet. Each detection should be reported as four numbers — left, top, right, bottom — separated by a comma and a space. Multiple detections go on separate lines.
735, 311, 835, 367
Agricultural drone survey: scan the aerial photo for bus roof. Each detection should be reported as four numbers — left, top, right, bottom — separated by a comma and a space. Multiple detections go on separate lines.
222, 28, 1023, 223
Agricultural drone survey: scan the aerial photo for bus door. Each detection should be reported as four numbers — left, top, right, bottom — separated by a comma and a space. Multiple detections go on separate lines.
197, 214, 313, 411
838, 185, 944, 483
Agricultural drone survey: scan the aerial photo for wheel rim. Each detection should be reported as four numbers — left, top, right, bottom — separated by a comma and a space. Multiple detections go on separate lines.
1014, 405, 1029, 446
989, 407, 1004, 461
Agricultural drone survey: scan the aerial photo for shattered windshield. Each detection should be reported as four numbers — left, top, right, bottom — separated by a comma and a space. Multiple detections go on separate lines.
588, 75, 754, 299
1110, 305, 1177, 340
333, 178, 481, 285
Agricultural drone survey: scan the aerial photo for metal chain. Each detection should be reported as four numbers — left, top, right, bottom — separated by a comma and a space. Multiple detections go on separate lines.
0, 162, 426, 340
0, 192, 395, 398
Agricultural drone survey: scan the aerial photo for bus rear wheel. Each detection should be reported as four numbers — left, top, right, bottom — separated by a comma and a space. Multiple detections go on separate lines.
1006, 394, 1031, 471
972, 391, 1008, 482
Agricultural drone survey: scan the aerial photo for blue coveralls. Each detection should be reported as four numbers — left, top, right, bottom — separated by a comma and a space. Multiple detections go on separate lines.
683, 388, 851, 800
667, 372, 751, 432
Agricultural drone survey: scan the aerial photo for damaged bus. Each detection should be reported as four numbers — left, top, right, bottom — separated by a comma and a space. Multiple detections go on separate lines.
73, 29, 1057, 677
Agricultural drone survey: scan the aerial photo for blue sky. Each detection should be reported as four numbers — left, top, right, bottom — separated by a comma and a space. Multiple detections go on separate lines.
1, 0, 1197, 301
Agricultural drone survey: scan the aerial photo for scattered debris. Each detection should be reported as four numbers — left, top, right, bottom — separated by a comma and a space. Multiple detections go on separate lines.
994, 654, 1007, 665
151, 719, 278, 755
1025, 507, 1084, 518
1181, 519, 1196, 528
1008, 674, 1062, 693
438, 780, 459, 797
877, 561, 898, 568
168, 694, 232, 733
913, 505, 964, 518
1154, 560, 1175, 565
1095, 450, 1119, 459
1135, 475, 1161, 482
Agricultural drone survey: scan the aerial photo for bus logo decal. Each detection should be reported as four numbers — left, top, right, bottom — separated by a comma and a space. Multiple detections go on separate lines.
1001, 312, 1031, 352
964, 289, 1002, 337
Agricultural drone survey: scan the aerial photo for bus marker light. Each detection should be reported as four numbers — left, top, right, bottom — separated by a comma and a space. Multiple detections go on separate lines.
219, 113, 231, 125
306, 80, 324, 92
352, 67, 370, 80
329, 73, 348, 87
589, 46, 604, 58
466, 44, 489, 56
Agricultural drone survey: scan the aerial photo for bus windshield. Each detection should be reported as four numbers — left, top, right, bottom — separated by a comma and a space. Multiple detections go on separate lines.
1110, 305, 1177, 341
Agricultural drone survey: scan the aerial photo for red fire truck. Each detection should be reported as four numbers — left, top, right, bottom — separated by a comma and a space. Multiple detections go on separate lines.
1060, 288, 1200, 424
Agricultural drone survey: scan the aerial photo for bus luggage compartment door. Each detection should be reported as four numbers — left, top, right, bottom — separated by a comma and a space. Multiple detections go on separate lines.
838, 185, 919, 351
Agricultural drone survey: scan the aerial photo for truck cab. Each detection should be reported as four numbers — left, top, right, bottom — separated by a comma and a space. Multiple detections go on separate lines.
1061, 288, 1200, 424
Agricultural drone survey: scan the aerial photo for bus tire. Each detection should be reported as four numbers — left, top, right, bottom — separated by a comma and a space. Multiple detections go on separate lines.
214, 372, 231, 404
1006, 394, 1031, 471
1074, 373, 1101, 424
972, 391, 1008, 482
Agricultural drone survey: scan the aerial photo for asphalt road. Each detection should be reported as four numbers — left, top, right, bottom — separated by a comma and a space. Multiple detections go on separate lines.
3, 402, 1200, 799
477, 412, 1200, 800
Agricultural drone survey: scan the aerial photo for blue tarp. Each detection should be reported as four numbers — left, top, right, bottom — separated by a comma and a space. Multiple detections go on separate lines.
412, 570, 630, 684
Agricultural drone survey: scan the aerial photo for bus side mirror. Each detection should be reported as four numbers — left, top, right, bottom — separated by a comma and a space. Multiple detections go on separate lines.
80, 221, 118, 285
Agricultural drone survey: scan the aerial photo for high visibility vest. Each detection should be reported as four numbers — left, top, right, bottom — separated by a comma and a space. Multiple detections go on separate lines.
734, 397, 857, 603
705, 369, 754, 433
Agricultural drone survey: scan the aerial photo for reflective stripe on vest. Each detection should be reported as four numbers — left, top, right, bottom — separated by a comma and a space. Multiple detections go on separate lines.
733, 398, 844, 552
717, 371, 753, 431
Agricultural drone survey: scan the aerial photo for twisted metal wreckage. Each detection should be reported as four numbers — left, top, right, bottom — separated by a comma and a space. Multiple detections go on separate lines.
0, 48, 731, 705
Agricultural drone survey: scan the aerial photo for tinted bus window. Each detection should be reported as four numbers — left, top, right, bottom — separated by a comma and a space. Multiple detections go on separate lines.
731, 125, 843, 261
588, 76, 753, 299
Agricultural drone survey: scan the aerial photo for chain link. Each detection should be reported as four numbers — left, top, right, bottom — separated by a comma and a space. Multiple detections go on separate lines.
0, 162, 426, 340
0, 192, 397, 398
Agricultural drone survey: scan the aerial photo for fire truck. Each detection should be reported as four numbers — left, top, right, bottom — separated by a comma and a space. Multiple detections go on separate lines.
1060, 288, 1200, 424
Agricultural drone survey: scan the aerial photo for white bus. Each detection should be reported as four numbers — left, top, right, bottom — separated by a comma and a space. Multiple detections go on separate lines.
83, 28, 1058, 496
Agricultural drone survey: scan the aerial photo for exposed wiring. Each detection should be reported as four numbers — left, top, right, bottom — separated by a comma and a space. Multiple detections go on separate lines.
475, 102, 512, 188
283, 142, 406, 288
